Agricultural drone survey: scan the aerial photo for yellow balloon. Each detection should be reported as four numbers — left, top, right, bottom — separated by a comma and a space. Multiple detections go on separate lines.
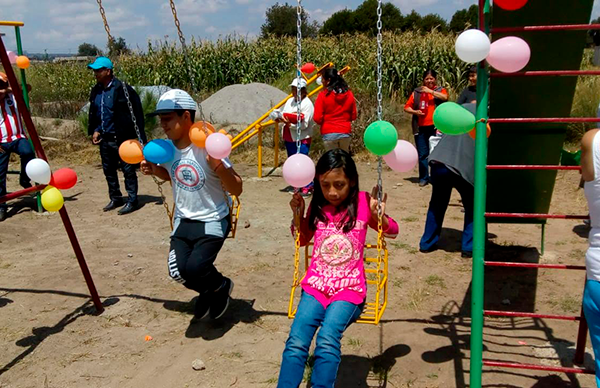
41, 186, 64, 212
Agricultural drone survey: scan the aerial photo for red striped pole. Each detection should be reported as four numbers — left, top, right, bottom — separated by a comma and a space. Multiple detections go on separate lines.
488, 117, 600, 123
483, 360, 594, 374
492, 24, 600, 33
0, 184, 45, 204
486, 165, 581, 170
484, 262, 586, 270
491, 70, 600, 77
485, 213, 589, 220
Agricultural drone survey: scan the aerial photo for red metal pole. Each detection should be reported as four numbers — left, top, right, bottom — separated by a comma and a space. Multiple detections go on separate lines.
492, 24, 600, 33
491, 70, 600, 77
483, 360, 594, 374
484, 262, 586, 270
485, 212, 589, 220
0, 184, 45, 204
488, 118, 600, 124
484, 310, 579, 321
0, 35, 104, 314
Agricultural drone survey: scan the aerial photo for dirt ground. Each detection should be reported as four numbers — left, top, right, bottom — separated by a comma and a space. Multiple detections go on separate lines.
0, 136, 597, 388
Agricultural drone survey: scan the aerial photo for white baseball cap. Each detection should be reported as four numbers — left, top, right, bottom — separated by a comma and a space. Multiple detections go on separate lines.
148, 89, 197, 116
290, 78, 308, 89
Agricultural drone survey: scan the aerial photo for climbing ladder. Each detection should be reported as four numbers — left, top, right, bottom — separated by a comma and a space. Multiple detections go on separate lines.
470, 1, 598, 386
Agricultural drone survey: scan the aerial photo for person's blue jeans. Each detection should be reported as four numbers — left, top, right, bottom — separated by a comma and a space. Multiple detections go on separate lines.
285, 140, 313, 190
414, 125, 436, 183
0, 138, 35, 210
583, 279, 600, 387
420, 162, 474, 254
277, 292, 362, 388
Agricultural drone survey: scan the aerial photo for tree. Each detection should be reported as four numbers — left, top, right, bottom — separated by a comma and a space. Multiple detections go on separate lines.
419, 13, 447, 32
260, 2, 319, 38
108, 37, 131, 56
320, 9, 356, 35
402, 10, 422, 31
449, 5, 478, 32
78, 42, 101, 56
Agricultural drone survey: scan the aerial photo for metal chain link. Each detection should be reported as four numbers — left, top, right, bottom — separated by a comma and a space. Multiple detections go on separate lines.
96, 0, 115, 46
168, 0, 206, 122
376, 0, 383, 122
295, 0, 303, 153
376, 0, 384, 253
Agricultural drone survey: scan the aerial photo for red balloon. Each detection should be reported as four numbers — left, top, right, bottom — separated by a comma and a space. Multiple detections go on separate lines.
300, 62, 316, 74
49, 168, 78, 190
494, 0, 528, 11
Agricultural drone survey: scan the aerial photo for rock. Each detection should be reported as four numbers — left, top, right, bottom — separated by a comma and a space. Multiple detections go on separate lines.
192, 359, 206, 371
127, 253, 133, 258
244, 220, 251, 228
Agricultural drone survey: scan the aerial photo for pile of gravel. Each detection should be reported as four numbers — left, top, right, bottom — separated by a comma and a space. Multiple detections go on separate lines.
200, 83, 288, 125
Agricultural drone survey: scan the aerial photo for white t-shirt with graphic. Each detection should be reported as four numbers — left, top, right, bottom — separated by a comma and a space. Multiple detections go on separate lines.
161, 141, 232, 223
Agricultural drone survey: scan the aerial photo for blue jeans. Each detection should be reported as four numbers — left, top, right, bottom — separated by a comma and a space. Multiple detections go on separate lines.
420, 163, 474, 253
583, 279, 600, 387
277, 292, 362, 388
285, 140, 313, 190
0, 138, 35, 209
414, 125, 436, 183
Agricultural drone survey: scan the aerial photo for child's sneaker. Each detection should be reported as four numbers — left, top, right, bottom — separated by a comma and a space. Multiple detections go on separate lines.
209, 277, 234, 319
300, 187, 312, 197
193, 292, 210, 319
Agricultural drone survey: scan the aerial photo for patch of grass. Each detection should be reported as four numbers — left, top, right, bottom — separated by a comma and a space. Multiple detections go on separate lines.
391, 242, 418, 255
425, 275, 446, 289
393, 278, 405, 288
426, 373, 438, 379
303, 354, 315, 383
550, 295, 582, 313
263, 377, 278, 385
406, 286, 429, 311
347, 337, 362, 349
401, 216, 419, 223
555, 240, 567, 246
569, 249, 586, 260
53, 118, 62, 127
222, 351, 243, 359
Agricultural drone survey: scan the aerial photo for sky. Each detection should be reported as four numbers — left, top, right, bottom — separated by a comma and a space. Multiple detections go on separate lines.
0, 0, 598, 54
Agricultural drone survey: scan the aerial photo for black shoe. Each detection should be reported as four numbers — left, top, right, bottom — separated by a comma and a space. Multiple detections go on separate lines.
418, 180, 429, 187
0, 208, 6, 222
103, 200, 124, 212
117, 202, 137, 215
194, 292, 210, 319
461, 251, 473, 258
209, 277, 234, 319
419, 246, 437, 253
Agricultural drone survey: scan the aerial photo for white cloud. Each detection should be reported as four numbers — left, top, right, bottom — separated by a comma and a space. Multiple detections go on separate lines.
309, 5, 345, 23
392, 0, 440, 12
34, 29, 64, 43
205, 26, 217, 33
235, 0, 252, 4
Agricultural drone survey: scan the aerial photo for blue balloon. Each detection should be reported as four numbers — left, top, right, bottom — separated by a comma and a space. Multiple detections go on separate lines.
143, 139, 175, 164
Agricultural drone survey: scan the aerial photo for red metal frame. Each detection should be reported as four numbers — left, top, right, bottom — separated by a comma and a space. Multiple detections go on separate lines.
485, 212, 589, 220
483, 360, 594, 374
492, 23, 600, 33
484, 262, 586, 270
487, 165, 581, 171
491, 70, 600, 77
0, 36, 103, 313
484, 310, 580, 321
0, 184, 46, 204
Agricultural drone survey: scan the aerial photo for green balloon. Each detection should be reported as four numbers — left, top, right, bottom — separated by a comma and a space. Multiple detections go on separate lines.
433, 102, 476, 135
364, 120, 398, 156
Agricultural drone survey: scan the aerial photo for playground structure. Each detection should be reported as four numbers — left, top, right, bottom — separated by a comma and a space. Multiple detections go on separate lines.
470, 0, 598, 386
0, 23, 103, 313
230, 63, 351, 178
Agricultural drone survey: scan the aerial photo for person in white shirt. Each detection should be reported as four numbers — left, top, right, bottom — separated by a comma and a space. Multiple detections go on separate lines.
271, 78, 315, 196
141, 89, 243, 321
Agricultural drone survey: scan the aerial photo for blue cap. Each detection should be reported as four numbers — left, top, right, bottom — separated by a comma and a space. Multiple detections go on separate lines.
88, 56, 113, 70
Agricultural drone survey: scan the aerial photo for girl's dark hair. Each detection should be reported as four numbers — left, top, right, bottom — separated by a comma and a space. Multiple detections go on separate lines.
308, 149, 359, 233
422, 69, 438, 80
322, 68, 349, 94
468, 66, 477, 75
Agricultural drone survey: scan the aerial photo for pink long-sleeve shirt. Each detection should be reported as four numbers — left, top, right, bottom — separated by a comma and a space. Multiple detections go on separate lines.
295, 191, 399, 308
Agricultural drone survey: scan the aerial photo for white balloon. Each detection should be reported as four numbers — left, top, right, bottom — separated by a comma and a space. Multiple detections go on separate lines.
455, 29, 491, 63
25, 158, 51, 184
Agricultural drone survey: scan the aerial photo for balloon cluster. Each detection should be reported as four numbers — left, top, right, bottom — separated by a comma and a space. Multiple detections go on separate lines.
363, 121, 418, 172
25, 159, 78, 212
439, 0, 529, 136
118, 121, 234, 166
5, 51, 30, 69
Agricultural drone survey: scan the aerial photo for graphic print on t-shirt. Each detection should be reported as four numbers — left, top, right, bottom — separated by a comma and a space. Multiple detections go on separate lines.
171, 158, 206, 192
318, 234, 354, 266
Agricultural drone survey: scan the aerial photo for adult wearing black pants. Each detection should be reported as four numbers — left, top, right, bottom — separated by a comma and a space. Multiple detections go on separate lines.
87, 56, 145, 215
404, 70, 448, 187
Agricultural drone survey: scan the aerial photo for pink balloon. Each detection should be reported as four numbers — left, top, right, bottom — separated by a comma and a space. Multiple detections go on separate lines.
6, 51, 17, 64
383, 140, 418, 173
486, 36, 531, 73
205, 132, 232, 159
282, 154, 315, 188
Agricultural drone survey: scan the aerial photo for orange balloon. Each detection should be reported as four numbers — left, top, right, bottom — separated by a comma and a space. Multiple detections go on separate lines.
190, 121, 215, 148
16, 56, 30, 69
118, 140, 144, 164
469, 123, 492, 140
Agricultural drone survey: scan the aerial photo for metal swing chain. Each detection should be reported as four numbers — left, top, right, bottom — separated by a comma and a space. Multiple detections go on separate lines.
376, 0, 385, 261
168, 0, 206, 123
121, 83, 174, 228
295, 0, 303, 154
96, 0, 115, 46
